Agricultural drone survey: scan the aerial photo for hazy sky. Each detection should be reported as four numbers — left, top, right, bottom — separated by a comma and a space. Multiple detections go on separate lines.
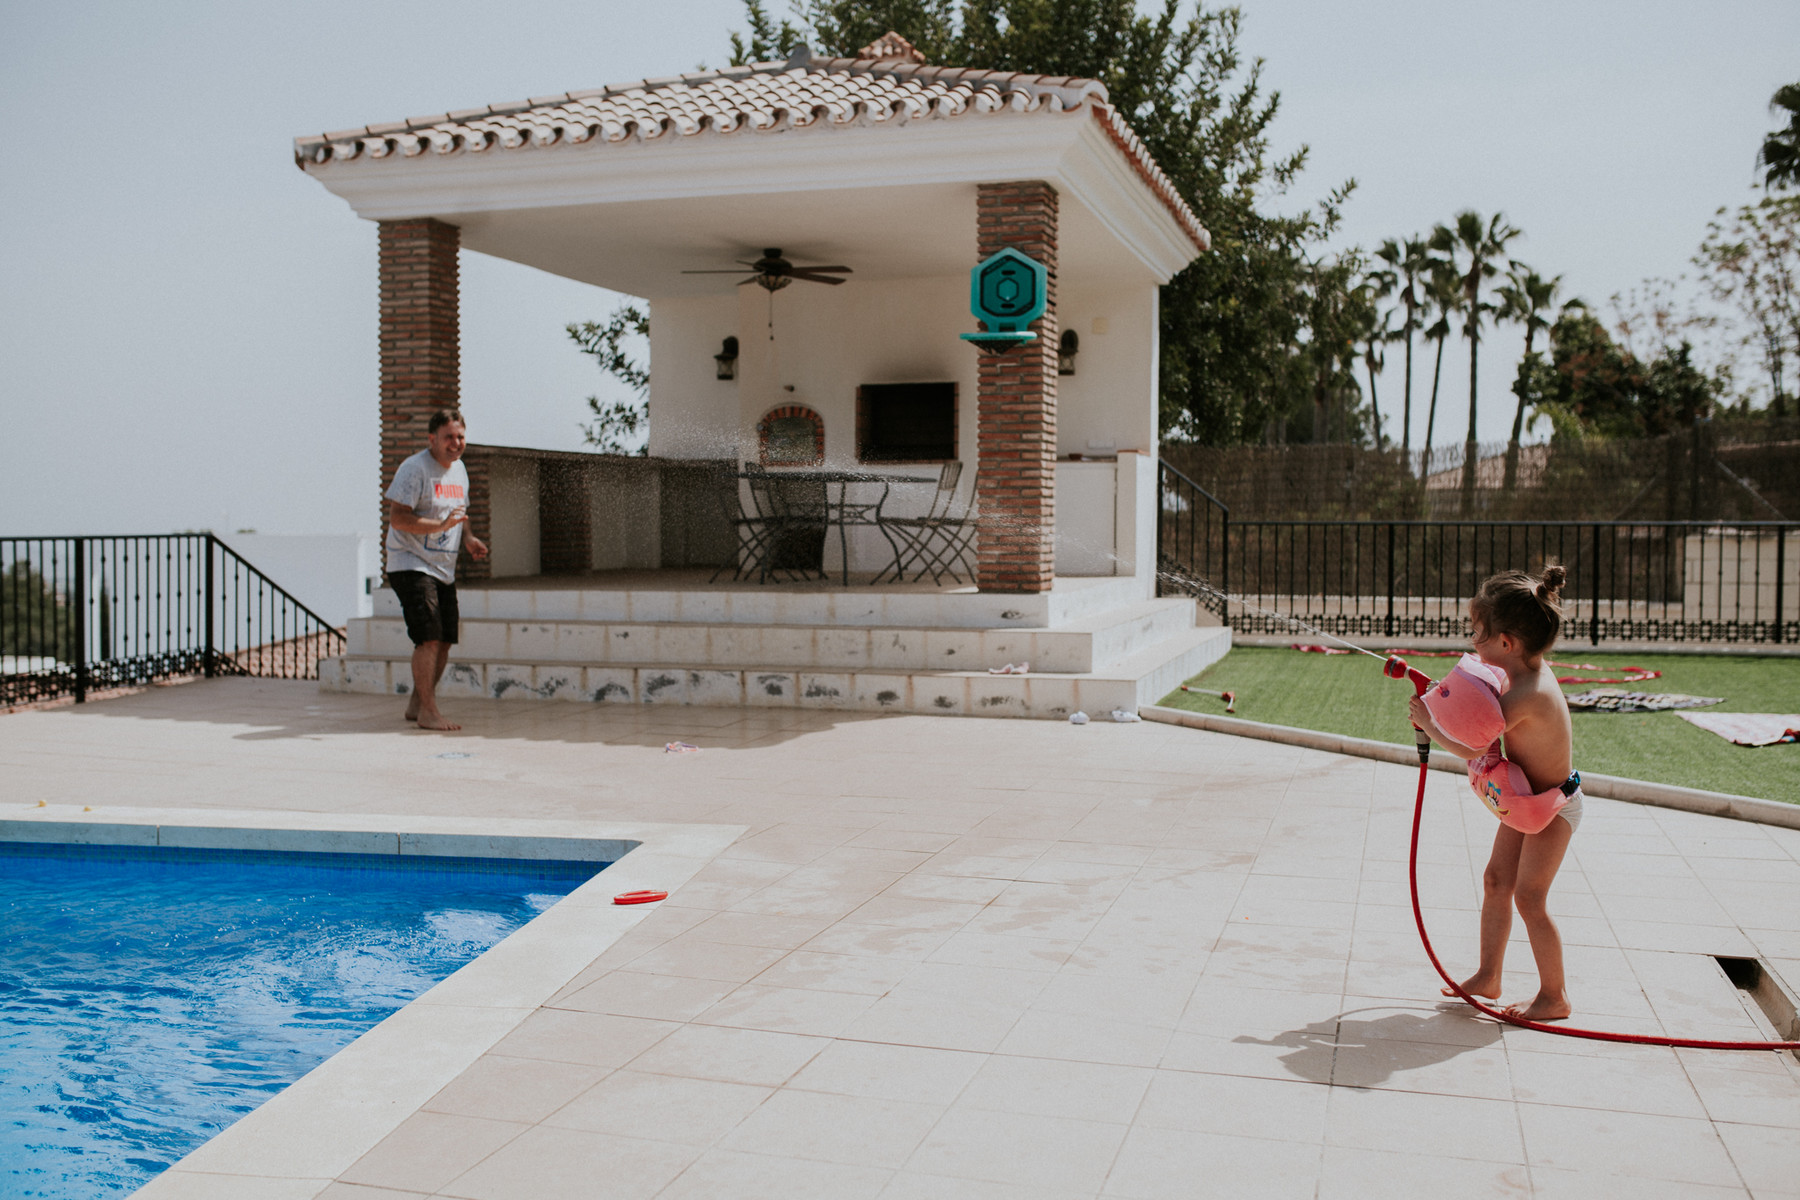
4, 0, 1794, 536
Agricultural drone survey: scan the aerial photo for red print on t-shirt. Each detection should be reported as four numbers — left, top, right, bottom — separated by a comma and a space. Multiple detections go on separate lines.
433, 482, 465, 500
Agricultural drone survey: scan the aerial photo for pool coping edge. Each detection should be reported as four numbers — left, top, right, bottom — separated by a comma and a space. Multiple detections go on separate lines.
2, 804, 747, 1199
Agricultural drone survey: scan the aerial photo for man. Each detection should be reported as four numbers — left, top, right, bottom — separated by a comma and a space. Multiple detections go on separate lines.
385, 409, 488, 730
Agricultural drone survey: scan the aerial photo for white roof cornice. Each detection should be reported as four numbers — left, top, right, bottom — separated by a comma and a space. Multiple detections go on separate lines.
296, 50, 1207, 274
308, 104, 1202, 280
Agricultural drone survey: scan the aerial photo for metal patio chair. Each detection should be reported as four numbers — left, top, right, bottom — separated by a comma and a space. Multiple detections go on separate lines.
874, 461, 977, 586
711, 469, 783, 583
761, 473, 830, 582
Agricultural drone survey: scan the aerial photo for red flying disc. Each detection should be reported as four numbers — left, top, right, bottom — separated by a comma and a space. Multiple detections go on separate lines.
613, 890, 667, 905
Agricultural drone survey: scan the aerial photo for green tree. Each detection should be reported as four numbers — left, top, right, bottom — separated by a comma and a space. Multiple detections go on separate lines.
1432, 210, 1521, 511
729, 0, 1355, 445
1695, 195, 1798, 417
1522, 304, 1721, 440
1294, 250, 1368, 444
568, 304, 651, 455
1, 560, 74, 663
1372, 236, 1432, 455
1759, 82, 1800, 191
728, 0, 807, 63
1495, 264, 1561, 490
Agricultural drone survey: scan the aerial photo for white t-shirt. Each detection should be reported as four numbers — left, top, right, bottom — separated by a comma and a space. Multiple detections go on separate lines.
385, 450, 469, 583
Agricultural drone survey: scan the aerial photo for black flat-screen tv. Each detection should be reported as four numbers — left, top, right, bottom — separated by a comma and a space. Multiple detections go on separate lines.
857, 382, 957, 462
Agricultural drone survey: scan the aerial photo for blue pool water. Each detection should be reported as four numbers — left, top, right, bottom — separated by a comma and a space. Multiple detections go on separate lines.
0, 842, 607, 1199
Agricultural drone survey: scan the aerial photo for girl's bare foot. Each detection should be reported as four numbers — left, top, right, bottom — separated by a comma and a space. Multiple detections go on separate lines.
415, 712, 461, 731
404, 699, 421, 722
1502, 992, 1571, 1022
1443, 972, 1502, 1000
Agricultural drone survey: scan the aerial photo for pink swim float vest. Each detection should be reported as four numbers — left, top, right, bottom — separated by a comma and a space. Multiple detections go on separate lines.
1422, 654, 1574, 835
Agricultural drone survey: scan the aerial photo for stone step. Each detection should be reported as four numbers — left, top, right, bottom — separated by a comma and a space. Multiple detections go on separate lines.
347, 597, 1198, 675
318, 625, 1231, 721
379, 573, 1149, 629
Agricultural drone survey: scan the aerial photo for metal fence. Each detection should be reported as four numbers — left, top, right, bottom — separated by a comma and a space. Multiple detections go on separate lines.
1159, 416, 1800, 524
2, 534, 345, 706
1158, 460, 1799, 646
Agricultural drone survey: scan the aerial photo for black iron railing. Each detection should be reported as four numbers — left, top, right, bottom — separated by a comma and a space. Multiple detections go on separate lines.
1157, 459, 1231, 622
2, 534, 345, 706
1158, 460, 1797, 646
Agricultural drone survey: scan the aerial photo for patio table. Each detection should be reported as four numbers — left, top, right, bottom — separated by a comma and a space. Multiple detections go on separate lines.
740, 468, 937, 585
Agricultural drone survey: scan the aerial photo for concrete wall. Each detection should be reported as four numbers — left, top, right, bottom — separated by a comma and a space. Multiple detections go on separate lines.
476, 449, 735, 577
1684, 530, 1799, 618
486, 457, 541, 579
591, 472, 661, 571
219, 533, 380, 628
1054, 461, 1117, 576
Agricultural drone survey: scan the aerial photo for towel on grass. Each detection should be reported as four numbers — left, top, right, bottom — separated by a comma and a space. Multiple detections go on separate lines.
1678, 712, 1800, 746
1566, 689, 1723, 713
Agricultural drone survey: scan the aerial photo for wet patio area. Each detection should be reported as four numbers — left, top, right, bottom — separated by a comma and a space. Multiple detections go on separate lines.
4, 678, 1799, 1198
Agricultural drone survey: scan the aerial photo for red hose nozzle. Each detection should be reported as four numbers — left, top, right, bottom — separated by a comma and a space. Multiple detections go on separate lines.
1385, 655, 1430, 696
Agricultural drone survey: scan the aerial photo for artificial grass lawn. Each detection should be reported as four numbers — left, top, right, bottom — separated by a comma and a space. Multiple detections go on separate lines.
1161, 646, 1800, 805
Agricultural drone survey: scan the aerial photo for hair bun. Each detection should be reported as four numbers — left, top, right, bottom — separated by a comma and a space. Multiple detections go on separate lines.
1540, 564, 1567, 597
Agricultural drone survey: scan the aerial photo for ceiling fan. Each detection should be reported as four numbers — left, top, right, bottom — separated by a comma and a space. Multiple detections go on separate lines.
682, 248, 852, 292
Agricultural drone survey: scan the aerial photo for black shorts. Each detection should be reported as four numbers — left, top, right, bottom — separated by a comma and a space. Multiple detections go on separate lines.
389, 571, 459, 646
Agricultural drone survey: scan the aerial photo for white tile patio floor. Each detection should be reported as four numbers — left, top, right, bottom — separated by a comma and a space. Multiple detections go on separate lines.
5, 678, 1800, 1199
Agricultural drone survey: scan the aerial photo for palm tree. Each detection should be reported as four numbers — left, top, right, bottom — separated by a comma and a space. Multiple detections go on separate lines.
1419, 259, 1460, 479
1434, 211, 1522, 513
1353, 286, 1394, 450
1299, 252, 1361, 443
1760, 82, 1800, 190
1495, 265, 1562, 491
1373, 236, 1433, 456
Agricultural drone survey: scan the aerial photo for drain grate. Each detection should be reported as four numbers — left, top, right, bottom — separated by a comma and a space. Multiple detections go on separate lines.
1715, 956, 1800, 1059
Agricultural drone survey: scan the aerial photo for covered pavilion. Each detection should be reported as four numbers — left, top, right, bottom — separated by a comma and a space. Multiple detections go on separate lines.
296, 35, 1229, 717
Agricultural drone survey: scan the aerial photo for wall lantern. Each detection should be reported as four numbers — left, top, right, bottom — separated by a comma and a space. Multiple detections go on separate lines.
714, 336, 739, 380
1058, 330, 1080, 376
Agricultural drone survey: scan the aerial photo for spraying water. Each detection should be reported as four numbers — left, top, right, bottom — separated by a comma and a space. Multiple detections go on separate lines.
1154, 560, 1388, 661
919, 503, 1394, 665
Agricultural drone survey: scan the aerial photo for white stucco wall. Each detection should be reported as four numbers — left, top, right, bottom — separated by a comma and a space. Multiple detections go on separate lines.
729, 275, 980, 470
646, 294, 741, 461
643, 270, 1161, 578
1055, 284, 1159, 459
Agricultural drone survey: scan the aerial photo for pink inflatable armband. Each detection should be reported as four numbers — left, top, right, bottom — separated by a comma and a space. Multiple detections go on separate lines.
1469, 746, 1573, 835
1421, 653, 1507, 749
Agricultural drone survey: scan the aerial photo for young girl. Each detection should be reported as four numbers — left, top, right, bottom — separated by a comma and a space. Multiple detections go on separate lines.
1408, 565, 1580, 1022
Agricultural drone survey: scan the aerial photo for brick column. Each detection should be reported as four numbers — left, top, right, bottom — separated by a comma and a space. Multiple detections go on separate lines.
378, 218, 460, 575
975, 182, 1058, 593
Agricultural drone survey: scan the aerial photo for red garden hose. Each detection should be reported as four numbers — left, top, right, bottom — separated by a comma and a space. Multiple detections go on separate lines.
1390, 655, 1800, 1052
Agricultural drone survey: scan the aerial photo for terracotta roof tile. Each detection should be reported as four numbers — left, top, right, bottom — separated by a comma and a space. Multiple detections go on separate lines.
856, 32, 927, 63
295, 43, 1207, 252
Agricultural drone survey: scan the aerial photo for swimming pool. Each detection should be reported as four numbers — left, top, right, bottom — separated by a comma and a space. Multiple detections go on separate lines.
0, 842, 608, 1200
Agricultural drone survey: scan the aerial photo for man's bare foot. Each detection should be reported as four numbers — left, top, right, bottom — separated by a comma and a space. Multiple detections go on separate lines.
404, 702, 421, 722
415, 712, 461, 731
1443, 972, 1502, 1000
1502, 992, 1571, 1022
